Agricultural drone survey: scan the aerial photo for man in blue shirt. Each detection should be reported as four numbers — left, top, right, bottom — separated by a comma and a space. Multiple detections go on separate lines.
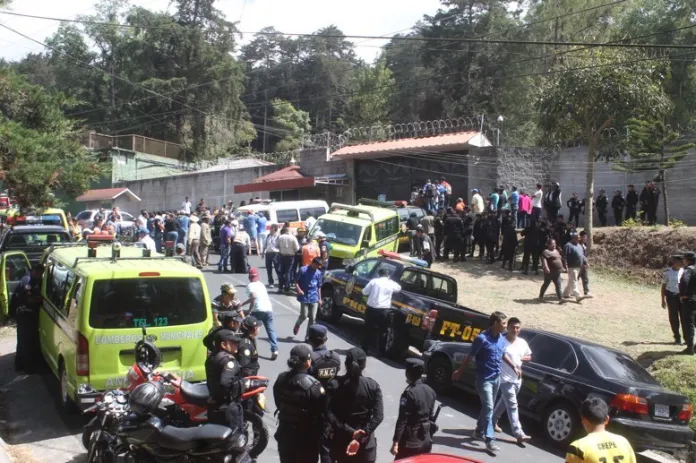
256, 212, 268, 254
293, 257, 323, 339
177, 211, 190, 250
509, 186, 520, 228
453, 311, 508, 453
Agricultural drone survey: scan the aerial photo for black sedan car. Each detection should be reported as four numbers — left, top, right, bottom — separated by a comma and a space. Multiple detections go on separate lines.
423, 329, 693, 456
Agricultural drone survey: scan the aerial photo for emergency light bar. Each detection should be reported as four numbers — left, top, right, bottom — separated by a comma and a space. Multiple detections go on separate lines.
378, 250, 428, 267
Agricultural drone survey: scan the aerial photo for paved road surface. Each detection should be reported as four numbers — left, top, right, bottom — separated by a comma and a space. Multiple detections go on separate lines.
0, 255, 564, 463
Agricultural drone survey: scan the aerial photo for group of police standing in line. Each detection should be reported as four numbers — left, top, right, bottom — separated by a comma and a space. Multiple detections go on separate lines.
204, 280, 441, 463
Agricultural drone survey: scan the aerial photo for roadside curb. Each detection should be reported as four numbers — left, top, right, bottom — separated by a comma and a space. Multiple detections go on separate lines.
0, 437, 12, 463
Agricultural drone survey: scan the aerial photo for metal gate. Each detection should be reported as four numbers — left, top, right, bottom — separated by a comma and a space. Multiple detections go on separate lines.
355, 154, 469, 201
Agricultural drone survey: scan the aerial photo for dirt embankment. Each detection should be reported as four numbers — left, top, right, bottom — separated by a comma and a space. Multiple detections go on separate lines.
591, 227, 696, 284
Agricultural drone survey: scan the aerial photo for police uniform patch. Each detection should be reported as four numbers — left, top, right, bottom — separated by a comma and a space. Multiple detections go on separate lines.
319, 386, 325, 395
400, 397, 408, 406
226, 361, 236, 369
243, 349, 250, 356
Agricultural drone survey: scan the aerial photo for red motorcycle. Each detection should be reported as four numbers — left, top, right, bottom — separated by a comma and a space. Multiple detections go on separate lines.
109, 332, 270, 459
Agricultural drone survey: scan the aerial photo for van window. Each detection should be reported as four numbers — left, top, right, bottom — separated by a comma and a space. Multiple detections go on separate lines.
75, 211, 93, 221
313, 218, 362, 246
89, 278, 207, 329
276, 209, 299, 223
45, 262, 75, 314
300, 207, 327, 221
5, 254, 30, 281
375, 217, 399, 241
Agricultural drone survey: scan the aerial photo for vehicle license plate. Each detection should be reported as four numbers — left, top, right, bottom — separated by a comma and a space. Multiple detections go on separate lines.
654, 404, 670, 418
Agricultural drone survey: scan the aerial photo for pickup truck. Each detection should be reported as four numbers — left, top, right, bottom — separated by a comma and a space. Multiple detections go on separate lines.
319, 252, 489, 360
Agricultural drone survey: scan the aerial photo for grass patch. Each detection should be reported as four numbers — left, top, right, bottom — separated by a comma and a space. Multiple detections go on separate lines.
650, 355, 696, 432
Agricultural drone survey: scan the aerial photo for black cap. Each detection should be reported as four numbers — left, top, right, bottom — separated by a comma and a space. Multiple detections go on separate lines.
290, 344, 312, 362
242, 316, 261, 330
346, 347, 367, 363
215, 329, 242, 344
308, 324, 328, 339
405, 358, 425, 374
685, 252, 696, 261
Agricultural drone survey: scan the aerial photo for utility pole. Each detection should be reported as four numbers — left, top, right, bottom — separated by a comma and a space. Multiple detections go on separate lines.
262, 89, 268, 154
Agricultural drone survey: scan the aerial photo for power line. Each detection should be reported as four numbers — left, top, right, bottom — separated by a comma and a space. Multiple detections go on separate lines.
0, 10, 693, 49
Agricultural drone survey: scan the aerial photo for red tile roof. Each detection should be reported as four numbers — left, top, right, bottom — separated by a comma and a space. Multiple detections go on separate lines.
76, 188, 141, 202
331, 131, 481, 159
252, 165, 306, 183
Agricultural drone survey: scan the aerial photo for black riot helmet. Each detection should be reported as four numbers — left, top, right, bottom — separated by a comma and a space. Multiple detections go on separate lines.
129, 381, 164, 414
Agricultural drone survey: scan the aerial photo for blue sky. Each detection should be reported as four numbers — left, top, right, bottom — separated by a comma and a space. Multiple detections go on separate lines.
0, 0, 444, 63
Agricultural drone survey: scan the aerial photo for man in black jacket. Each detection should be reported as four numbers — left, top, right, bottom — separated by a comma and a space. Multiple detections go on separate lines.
647, 182, 661, 225
520, 221, 541, 275
611, 190, 626, 226
595, 189, 609, 227
680, 252, 696, 355
443, 209, 465, 262
566, 192, 583, 228
639, 181, 650, 224
625, 184, 638, 221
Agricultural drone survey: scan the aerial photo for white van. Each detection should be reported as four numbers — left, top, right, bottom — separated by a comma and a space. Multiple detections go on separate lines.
237, 199, 329, 235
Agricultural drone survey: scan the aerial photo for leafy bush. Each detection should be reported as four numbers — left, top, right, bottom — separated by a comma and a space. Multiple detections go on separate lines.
621, 218, 641, 227
670, 219, 686, 229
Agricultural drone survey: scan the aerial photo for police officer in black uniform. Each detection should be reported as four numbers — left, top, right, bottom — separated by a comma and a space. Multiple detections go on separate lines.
307, 324, 341, 463
205, 329, 247, 432
273, 344, 327, 463
680, 252, 696, 355
13, 264, 43, 372
330, 347, 384, 463
390, 358, 437, 460
237, 316, 261, 377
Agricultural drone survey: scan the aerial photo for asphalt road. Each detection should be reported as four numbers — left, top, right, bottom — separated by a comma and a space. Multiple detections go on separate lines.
0, 255, 564, 463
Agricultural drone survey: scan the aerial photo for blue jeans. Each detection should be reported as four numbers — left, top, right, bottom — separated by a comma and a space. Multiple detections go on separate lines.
218, 245, 230, 271
279, 255, 294, 291
178, 230, 188, 246
166, 231, 178, 244
493, 381, 524, 438
154, 234, 163, 253
265, 252, 280, 285
475, 376, 500, 442
251, 311, 278, 353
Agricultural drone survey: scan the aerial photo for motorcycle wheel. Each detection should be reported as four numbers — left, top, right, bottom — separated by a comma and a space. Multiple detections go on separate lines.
245, 413, 268, 459
86, 430, 104, 463
82, 416, 99, 450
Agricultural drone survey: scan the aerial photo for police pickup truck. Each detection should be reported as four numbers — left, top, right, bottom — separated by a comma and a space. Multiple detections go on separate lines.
319, 250, 489, 360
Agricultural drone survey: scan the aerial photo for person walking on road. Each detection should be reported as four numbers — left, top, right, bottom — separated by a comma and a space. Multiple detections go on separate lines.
263, 224, 281, 287
217, 219, 233, 273
539, 239, 563, 302
361, 267, 401, 356
294, 257, 323, 339
662, 254, 684, 345
187, 215, 202, 268
492, 317, 532, 444
391, 358, 437, 460
278, 227, 299, 293
452, 311, 508, 454
199, 215, 212, 266
566, 397, 636, 463
679, 252, 696, 355
240, 268, 279, 360
561, 231, 588, 303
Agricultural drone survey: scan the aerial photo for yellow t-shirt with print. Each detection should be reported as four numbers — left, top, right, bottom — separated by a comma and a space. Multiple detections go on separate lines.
566, 430, 636, 463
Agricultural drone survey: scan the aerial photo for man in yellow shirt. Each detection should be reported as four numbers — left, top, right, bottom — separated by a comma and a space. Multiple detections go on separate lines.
566, 397, 636, 463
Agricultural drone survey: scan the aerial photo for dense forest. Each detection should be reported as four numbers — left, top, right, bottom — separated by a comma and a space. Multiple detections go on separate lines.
4, 0, 696, 160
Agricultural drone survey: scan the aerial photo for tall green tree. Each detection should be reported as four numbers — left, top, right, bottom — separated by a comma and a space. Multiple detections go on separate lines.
270, 99, 311, 153
621, 119, 695, 225
0, 71, 101, 207
537, 49, 671, 247
346, 63, 395, 127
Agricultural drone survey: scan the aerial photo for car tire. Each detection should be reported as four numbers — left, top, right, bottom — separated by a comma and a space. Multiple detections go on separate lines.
384, 312, 409, 361
59, 361, 78, 413
426, 355, 453, 394
318, 293, 342, 323
543, 402, 581, 448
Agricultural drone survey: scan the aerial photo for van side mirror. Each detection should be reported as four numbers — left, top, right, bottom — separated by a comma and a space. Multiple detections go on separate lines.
345, 265, 354, 274
361, 240, 369, 249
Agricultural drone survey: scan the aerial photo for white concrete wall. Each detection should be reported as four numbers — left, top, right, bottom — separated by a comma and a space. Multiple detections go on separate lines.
118, 166, 273, 212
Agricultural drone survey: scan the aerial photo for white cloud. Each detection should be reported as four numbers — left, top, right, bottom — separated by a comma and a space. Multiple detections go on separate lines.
0, 0, 443, 62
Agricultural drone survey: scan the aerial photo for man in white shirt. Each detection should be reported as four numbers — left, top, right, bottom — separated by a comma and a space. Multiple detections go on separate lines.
277, 227, 299, 292
137, 227, 156, 252
263, 224, 281, 287
532, 183, 543, 223
305, 213, 317, 232
492, 317, 532, 444
471, 189, 485, 214
361, 267, 401, 355
240, 268, 278, 360
181, 196, 192, 215
662, 254, 685, 345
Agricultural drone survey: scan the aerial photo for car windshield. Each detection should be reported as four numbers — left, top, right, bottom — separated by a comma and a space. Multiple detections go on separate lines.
76, 211, 93, 221
582, 345, 658, 385
6, 232, 70, 248
89, 278, 207, 329
311, 218, 363, 246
